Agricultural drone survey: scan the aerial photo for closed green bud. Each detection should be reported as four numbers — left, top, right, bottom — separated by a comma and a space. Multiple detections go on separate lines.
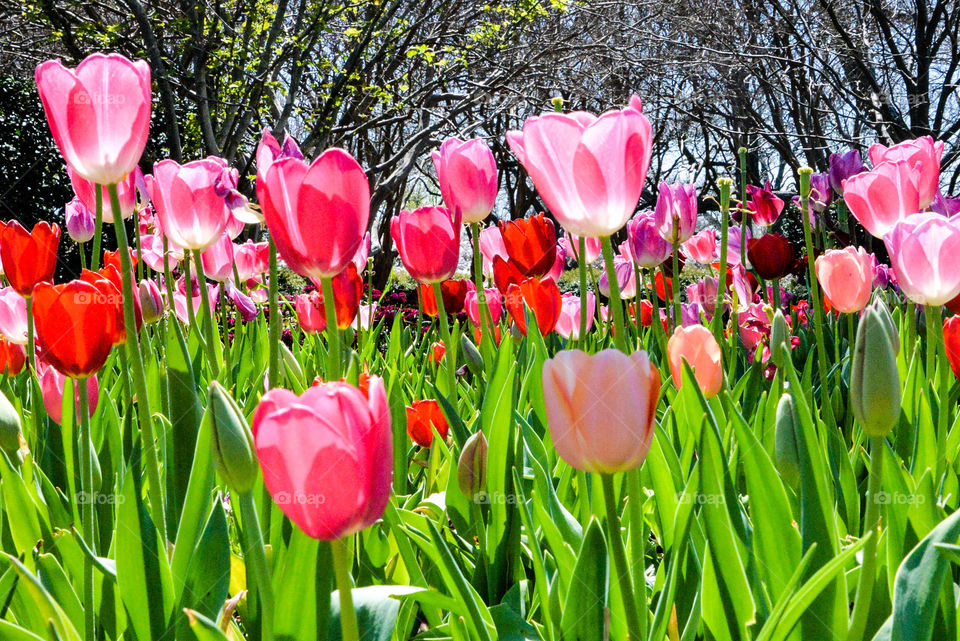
460, 335, 483, 377
0, 390, 22, 453
209, 381, 258, 495
850, 302, 902, 437
457, 431, 488, 500
770, 310, 790, 368
775, 392, 801, 489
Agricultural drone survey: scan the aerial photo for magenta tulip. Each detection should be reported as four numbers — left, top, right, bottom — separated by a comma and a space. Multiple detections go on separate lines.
465, 284, 503, 326
884, 212, 960, 306
201, 235, 236, 282
626, 211, 672, 268
653, 182, 698, 243
259, 148, 370, 279
148, 157, 233, 251
36, 53, 151, 185
138, 279, 164, 324
432, 137, 498, 223
252, 378, 392, 540
507, 95, 652, 237
843, 160, 921, 239
869, 136, 943, 209
815, 247, 875, 313
391, 206, 462, 283
745, 181, 784, 227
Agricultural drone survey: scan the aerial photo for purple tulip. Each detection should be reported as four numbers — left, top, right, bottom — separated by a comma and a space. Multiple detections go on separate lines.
627, 212, 672, 268
653, 182, 698, 243
828, 149, 866, 194
65, 197, 95, 243
930, 192, 960, 217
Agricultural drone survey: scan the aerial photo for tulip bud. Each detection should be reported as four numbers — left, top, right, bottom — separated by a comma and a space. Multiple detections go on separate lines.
775, 393, 801, 489
551, 96, 564, 112
0, 390, 22, 453
65, 197, 95, 243
770, 310, 789, 368
460, 335, 483, 377
138, 279, 164, 324
208, 381, 258, 495
457, 430, 488, 500
850, 302, 902, 437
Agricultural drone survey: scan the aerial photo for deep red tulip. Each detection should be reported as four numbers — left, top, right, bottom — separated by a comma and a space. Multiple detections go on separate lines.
0, 338, 25, 376
419, 280, 468, 316
505, 277, 562, 336
647, 271, 673, 302
406, 399, 449, 447
104, 248, 137, 274
297, 264, 363, 332
945, 317, 960, 381
492, 256, 526, 295
32, 280, 117, 378
0, 221, 61, 297
639, 300, 653, 327
499, 213, 557, 279
747, 234, 794, 280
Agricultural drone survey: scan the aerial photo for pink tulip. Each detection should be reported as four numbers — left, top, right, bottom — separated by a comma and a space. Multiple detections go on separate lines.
884, 212, 960, 306
653, 182, 698, 243
561, 232, 602, 265
255, 128, 303, 186
555, 292, 596, 340
138, 279, 164, 323
432, 137, 498, 223
545, 245, 566, 283
65, 197, 95, 243
35, 53, 151, 185
295, 293, 326, 333
148, 157, 233, 251
479, 226, 509, 276
542, 349, 660, 473
252, 378, 392, 540
869, 136, 943, 209
726, 226, 751, 266
391, 206, 462, 283
667, 324, 723, 397
465, 283, 503, 326
738, 303, 769, 360
0, 287, 27, 345
201, 235, 236, 282
352, 302, 378, 331
68, 166, 139, 223
815, 247, 875, 313
172, 283, 219, 324
234, 241, 270, 283
627, 211, 672, 268
352, 232, 371, 273
682, 229, 717, 264
745, 181, 784, 227
259, 149, 370, 279
598, 256, 636, 298
507, 95, 652, 238
686, 277, 719, 318
843, 160, 921, 239
139, 232, 183, 272
38, 360, 99, 426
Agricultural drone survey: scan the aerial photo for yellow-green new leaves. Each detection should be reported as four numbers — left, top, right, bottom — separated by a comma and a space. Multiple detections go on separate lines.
850, 299, 902, 437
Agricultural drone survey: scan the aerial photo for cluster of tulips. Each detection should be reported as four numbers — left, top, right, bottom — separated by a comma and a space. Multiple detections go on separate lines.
0, 50, 960, 641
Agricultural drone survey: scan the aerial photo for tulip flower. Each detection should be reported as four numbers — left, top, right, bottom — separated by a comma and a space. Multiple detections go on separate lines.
850, 301, 901, 436
498, 213, 557, 279
843, 160, 921, 239
745, 181, 784, 227
747, 233, 795, 280
505, 277, 562, 336
478, 226, 509, 276
78, 267, 128, 345
65, 197, 95, 243
465, 284, 502, 326
808, 172, 832, 212
686, 278, 719, 318
884, 212, 960, 306
68, 166, 138, 223
201, 234, 236, 282
234, 240, 270, 283
555, 292, 596, 340
0, 288, 28, 345
419, 280, 468, 317
682, 229, 716, 264
352, 232, 371, 273
542, 349, 660, 473
545, 246, 566, 283
138, 279, 164, 323
726, 226, 751, 266
139, 232, 183, 271
598, 256, 636, 298
32, 280, 117, 378
626, 212, 672, 268
430, 341, 446, 364
653, 183, 698, 243
869, 136, 943, 208
391, 206, 461, 283
172, 283, 219, 325
814, 247, 875, 313
561, 232, 602, 265
931, 192, 960, 217
35, 53, 151, 185
0, 339, 25, 376
507, 95, 652, 237
667, 324, 723, 397
251, 377, 392, 540
944, 316, 960, 381
828, 149, 866, 194
492, 256, 525, 295
37, 361, 99, 425
406, 399, 450, 447
432, 137, 498, 223
260, 148, 370, 279
0, 221, 61, 297
103, 249, 137, 275
295, 293, 326, 333
148, 157, 234, 251
296, 264, 363, 331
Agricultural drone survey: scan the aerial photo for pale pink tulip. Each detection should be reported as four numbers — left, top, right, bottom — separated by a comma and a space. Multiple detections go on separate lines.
465, 283, 503, 326
37, 360, 99, 426
667, 324, 723, 397
869, 136, 944, 209
561, 232, 602, 265
0, 287, 28, 345
201, 235, 236, 282
884, 212, 960, 306
139, 232, 183, 271
432, 138, 498, 223
555, 292, 596, 340
68, 166, 139, 223
479, 226, 509, 276
148, 157, 233, 251
843, 160, 921, 239
815, 247, 875, 313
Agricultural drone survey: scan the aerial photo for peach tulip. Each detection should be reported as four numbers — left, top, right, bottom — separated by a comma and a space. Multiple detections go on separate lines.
542, 349, 660, 473
252, 377, 392, 540
815, 247, 875, 313
432, 138, 498, 223
667, 325, 723, 397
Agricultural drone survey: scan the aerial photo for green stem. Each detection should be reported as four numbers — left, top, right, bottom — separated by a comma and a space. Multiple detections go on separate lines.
332, 537, 359, 641
192, 249, 220, 379
268, 237, 281, 388
627, 470, 648, 638
927, 306, 950, 440
320, 276, 342, 381
92, 188, 103, 271
846, 436, 884, 641
671, 232, 681, 329
79, 243, 87, 270
237, 491, 274, 641
600, 474, 643, 639
470, 223, 494, 352
77, 376, 95, 641
798, 168, 837, 428
578, 236, 589, 348
738, 147, 749, 268
649, 268, 665, 354
431, 281, 458, 405
107, 183, 166, 544
600, 236, 629, 353
713, 178, 732, 343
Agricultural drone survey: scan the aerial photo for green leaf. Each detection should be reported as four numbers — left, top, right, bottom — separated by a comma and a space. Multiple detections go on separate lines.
559, 518, 608, 641
273, 528, 332, 641
327, 585, 424, 641
164, 325, 201, 535
184, 608, 230, 641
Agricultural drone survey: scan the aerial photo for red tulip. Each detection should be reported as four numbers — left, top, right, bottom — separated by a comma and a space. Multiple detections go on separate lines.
430, 341, 446, 365
104, 248, 137, 275
499, 213, 557, 279
492, 256, 526, 295
32, 280, 117, 378
296, 264, 363, 332
944, 316, 960, 381
406, 399, 450, 447
77, 268, 128, 345
0, 221, 61, 297
747, 234, 794, 280
391, 206, 461, 283
647, 271, 673, 302
505, 277, 562, 336
0, 338, 25, 376
419, 280, 468, 316
35, 53, 151, 185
